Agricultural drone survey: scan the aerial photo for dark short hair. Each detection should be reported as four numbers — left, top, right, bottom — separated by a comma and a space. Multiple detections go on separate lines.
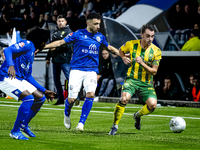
141, 24, 155, 34
191, 29, 200, 37
86, 13, 102, 20
57, 14, 66, 20
26, 26, 50, 50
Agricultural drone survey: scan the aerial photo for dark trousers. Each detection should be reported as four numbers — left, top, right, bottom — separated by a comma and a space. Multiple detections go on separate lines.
53, 63, 70, 101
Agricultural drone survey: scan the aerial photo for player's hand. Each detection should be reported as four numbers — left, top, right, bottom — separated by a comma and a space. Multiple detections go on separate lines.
8, 66, 16, 79
135, 56, 144, 65
44, 90, 56, 103
122, 53, 131, 65
46, 60, 50, 65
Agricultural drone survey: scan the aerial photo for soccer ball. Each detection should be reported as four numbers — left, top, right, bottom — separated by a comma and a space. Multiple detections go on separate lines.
169, 117, 186, 133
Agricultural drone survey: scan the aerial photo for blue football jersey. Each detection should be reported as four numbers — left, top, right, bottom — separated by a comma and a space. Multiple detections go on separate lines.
0, 40, 46, 93
63, 28, 109, 73
0, 40, 35, 81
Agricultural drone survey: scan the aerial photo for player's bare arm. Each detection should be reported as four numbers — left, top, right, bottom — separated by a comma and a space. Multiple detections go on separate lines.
7, 66, 16, 79
135, 56, 158, 75
44, 39, 66, 50
107, 45, 120, 56
119, 49, 132, 65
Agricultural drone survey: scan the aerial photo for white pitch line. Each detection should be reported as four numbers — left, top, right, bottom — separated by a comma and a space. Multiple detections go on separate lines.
0, 104, 200, 120
0, 101, 162, 109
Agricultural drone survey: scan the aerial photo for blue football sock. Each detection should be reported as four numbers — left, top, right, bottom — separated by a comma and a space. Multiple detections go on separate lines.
12, 95, 34, 132
79, 97, 94, 125
22, 95, 46, 127
64, 98, 74, 117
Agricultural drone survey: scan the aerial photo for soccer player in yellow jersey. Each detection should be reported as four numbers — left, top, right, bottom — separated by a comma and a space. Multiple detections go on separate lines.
109, 24, 162, 135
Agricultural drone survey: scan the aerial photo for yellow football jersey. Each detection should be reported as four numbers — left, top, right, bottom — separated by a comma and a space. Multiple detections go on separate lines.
120, 40, 162, 85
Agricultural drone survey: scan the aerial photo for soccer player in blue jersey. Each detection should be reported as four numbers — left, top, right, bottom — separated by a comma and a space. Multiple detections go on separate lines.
0, 27, 55, 140
44, 13, 120, 131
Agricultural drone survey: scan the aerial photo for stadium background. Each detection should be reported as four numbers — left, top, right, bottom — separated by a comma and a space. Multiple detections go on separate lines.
0, 0, 200, 107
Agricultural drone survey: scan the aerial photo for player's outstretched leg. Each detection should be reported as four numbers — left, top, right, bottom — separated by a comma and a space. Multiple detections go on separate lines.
64, 98, 74, 129
133, 104, 155, 130
109, 101, 126, 135
21, 95, 46, 137
76, 97, 94, 132
10, 95, 34, 140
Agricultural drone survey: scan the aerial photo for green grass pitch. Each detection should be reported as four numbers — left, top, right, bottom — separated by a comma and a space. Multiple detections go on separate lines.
0, 97, 200, 150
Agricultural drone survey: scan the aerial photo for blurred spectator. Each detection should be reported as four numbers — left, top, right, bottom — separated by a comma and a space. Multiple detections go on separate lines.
52, 15, 57, 24
8, 3, 19, 19
61, 0, 73, 16
193, 23, 199, 30
113, 0, 135, 18
66, 10, 78, 31
66, 10, 76, 19
98, 50, 115, 97
18, 0, 29, 18
44, 12, 51, 22
53, 9, 59, 18
0, 13, 12, 35
0, 3, 9, 18
11, 0, 20, 5
78, 0, 93, 18
30, 0, 41, 18
182, 74, 194, 101
41, 2, 51, 14
51, 0, 61, 16
72, 0, 84, 17
28, 11, 38, 29
181, 29, 200, 51
38, 13, 45, 27
92, 0, 106, 15
21, 12, 29, 35
182, 4, 193, 29
102, 0, 121, 18
42, 12, 52, 29
192, 75, 200, 102
194, 6, 200, 25
158, 75, 181, 100
169, 3, 184, 30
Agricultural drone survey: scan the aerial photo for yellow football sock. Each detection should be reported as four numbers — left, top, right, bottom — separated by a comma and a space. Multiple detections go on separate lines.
113, 102, 126, 125
138, 104, 153, 117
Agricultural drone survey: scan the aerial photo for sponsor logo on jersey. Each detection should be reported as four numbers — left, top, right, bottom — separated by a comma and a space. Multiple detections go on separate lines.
15, 44, 20, 49
21, 62, 30, 71
69, 32, 73, 36
85, 35, 87, 38
89, 44, 97, 50
96, 36, 101, 42
19, 42, 25, 48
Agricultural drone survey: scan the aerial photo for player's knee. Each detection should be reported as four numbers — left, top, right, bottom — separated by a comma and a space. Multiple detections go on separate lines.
120, 96, 129, 104
86, 92, 95, 98
146, 98, 157, 110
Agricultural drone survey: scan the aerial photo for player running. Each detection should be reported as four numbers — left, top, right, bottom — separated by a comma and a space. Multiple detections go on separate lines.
44, 13, 120, 132
109, 24, 162, 135
0, 27, 55, 140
